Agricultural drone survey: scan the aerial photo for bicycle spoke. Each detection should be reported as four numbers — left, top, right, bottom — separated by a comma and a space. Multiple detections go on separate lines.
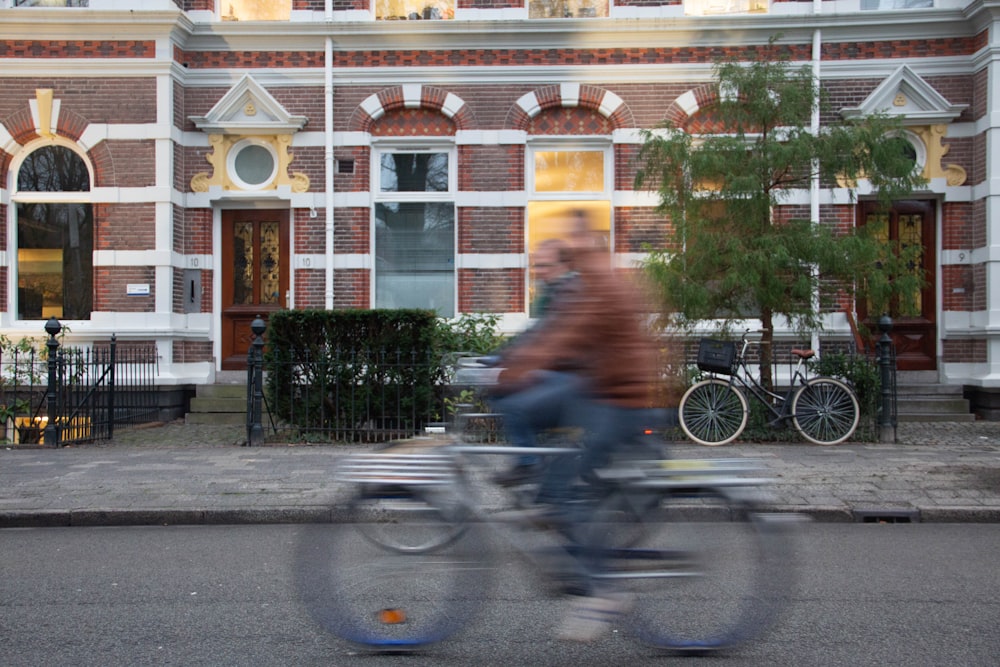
792, 378, 859, 446
680, 380, 748, 446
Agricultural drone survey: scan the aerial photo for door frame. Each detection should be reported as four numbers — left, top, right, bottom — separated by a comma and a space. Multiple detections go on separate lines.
857, 198, 937, 371
219, 208, 290, 371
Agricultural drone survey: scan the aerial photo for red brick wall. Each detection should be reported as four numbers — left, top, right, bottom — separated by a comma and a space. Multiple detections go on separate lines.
104, 141, 157, 187
942, 338, 987, 363
177, 207, 213, 255
333, 270, 369, 308
459, 145, 522, 191
333, 148, 369, 193
294, 209, 326, 254
294, 269, 326, 308
95, 267, 155, 312
942, 265, 975, 311
459, 208, 523, 253
333, 209, 369, 254
173, 340, 213, 364
0, 78, 157, 125
615, 207, 669, 252
0, 41, 154, 59
459, 269, 522, 312
96, 204, 156, 251
942, 202, 973, 250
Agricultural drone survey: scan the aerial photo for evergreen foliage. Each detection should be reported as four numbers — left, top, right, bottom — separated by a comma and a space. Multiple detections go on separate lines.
635, 44, 926, 388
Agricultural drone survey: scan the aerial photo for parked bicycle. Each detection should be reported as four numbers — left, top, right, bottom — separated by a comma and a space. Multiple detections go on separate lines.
679, 331, 860, 446
295, 357, 796, 653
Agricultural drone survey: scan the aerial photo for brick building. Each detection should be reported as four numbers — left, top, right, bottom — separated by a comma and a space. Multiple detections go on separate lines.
1, 0, 998, 414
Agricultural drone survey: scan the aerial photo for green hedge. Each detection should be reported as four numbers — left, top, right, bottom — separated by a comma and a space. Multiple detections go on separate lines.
264, 309, 442, 440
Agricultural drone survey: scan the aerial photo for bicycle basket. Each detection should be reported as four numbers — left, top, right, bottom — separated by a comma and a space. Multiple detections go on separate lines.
696, 338, 737, 375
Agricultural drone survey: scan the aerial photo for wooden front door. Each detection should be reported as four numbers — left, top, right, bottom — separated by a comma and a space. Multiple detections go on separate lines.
220, 210, 289, 370
858, 199, 937, 371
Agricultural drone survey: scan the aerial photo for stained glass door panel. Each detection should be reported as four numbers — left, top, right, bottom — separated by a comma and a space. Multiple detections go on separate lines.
221, 210, 289, 370
858, 200, 936, 371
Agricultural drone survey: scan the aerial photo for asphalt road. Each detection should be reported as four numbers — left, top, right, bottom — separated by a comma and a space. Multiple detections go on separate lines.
1, 523, 998, 666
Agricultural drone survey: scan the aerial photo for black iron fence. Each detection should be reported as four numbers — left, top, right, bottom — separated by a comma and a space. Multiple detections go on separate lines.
0, 318, 159, 446
245, 317, 898, 446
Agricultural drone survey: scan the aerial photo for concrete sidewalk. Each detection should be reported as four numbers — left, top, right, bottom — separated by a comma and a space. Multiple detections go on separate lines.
1, 421, 999, 527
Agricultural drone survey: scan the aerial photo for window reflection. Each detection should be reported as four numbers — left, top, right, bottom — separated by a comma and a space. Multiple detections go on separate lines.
529, 0, 608, 18
221, 0, 291, 21
374, 151, 455, 316
13, 1, 88, 6
16, 146, 93, 320
376, 0, 454, 20
534, 151, 604, 193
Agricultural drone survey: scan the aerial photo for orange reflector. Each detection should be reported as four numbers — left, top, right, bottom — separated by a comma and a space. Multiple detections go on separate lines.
378, 608, 407, 625
644, 429, 654, 435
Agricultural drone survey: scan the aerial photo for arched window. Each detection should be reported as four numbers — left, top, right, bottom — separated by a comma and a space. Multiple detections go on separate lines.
15, 145, 93, 320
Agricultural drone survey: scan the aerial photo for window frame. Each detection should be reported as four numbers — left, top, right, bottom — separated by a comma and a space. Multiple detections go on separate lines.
371, 142, 458, 317
525, 139, 614, 316
9, 140, 95, 324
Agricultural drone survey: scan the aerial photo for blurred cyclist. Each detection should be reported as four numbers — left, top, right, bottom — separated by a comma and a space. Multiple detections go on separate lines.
491, 237, 579, 485
492, 209, 663, 641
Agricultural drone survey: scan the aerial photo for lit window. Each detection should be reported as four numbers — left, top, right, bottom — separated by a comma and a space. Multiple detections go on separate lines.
528, 145, 611, 317
375, 0, 454, 20
13, 1, 88, 6
861, 0, 932, 9
221, 0, 291, 21
684, 0, 768, 15
528, 0, 608, 18
15, 146, 93, 320
374, 151, 455, 317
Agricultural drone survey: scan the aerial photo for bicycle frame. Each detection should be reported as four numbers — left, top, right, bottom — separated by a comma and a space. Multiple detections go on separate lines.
718, 333, 811, 427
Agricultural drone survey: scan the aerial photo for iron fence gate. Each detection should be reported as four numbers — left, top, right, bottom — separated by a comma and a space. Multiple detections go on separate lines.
0, 321, 159, 446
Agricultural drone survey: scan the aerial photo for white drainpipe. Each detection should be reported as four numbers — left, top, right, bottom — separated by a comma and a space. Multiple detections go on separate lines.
324, 3, 335, 310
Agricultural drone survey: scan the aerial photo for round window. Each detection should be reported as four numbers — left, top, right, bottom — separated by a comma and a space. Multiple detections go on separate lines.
228, 140, 278, 190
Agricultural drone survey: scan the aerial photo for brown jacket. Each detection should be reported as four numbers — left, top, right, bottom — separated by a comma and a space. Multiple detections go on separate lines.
497, 248, 658, 408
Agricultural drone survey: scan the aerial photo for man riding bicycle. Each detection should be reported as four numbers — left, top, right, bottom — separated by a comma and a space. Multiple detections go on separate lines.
490, 209, 668, 641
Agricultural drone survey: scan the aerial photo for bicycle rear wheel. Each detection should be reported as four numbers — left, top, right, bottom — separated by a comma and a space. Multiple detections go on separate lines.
589, 487, 788, 652
679, 379, 748, 446
791, 376, 860, 445
294, 494, 491, 649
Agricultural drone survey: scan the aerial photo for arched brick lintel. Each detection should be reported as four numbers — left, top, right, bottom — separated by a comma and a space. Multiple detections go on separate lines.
663, 83, 719, 129
350, 85, 473, 133
506, 83, 636, 131
1, 108, 107, 189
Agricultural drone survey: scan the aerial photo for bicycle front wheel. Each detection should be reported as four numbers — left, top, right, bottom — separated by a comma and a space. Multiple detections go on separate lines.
791, 377, 860, 445
590, 488, 789, 652
294, 494, 491, 649
679, 379, 748, 446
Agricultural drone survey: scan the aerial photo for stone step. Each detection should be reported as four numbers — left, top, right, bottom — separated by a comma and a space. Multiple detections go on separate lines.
189, 396, 247, 413
897, 412, 976, 423
895, 382, 975, 422
185, 411, 247, 426
196, 384, 247, 400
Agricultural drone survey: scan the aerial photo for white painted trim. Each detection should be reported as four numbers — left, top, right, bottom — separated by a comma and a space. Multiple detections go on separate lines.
456, 254, 524, 269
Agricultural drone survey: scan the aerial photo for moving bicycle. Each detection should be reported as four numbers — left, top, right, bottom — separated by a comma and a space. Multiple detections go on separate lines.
294, 390, 795, 653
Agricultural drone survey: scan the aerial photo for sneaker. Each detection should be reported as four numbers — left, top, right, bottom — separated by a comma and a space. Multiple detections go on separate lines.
492, 463, 540, 487
556, 591, 635, 643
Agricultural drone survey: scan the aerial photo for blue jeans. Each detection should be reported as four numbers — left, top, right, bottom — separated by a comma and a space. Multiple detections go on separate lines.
491, 371, 584, 467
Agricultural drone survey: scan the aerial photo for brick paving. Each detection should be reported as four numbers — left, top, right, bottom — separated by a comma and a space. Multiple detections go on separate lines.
0, 420, 998, 526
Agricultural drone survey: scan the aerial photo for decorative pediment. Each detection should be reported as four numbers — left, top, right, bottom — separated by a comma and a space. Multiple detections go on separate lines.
840, 65, 967, 124
840, 66, 968, 186
190, 74, 306, 135
189, 74, 309, 194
